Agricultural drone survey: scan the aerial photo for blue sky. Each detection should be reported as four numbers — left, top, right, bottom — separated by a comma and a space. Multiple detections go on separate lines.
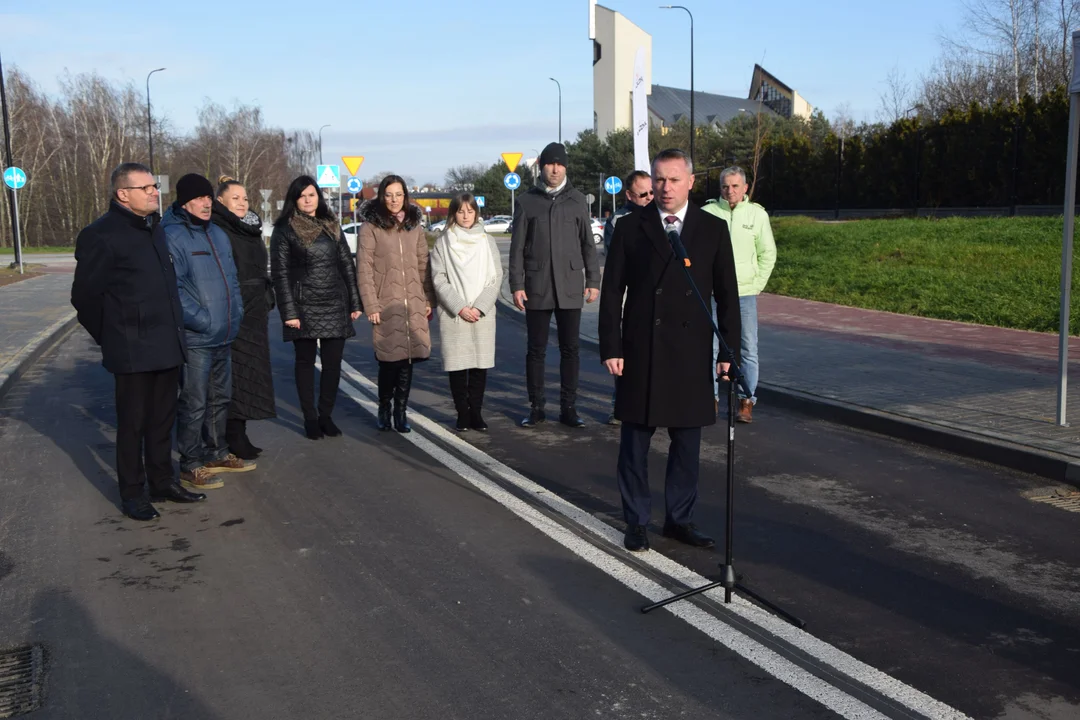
1, 0, 966, 184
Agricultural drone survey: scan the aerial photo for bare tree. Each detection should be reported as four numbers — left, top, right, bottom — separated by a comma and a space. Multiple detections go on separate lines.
444, 163, 486, 188
960, 0, 1027, 103
878, 65, 914, 123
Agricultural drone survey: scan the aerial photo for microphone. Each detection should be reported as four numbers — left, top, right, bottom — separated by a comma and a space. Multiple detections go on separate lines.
665, 224, 691, 268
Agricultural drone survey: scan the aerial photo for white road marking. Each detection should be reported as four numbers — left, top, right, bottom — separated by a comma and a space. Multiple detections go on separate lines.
336, 360, 970, 720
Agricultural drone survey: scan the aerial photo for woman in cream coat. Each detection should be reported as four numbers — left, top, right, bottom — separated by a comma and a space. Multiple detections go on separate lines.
429, 193, 502, 431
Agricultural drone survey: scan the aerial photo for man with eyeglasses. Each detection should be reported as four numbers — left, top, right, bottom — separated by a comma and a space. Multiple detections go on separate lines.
602, 170, 653, 425
72, 162, 205, 521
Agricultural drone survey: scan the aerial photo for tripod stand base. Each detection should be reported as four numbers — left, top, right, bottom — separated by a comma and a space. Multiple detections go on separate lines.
641, 564, 806, 629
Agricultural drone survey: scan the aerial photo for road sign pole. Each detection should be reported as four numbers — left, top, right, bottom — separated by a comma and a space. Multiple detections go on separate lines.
511, 188, 515, 219
11, 186, 22, 274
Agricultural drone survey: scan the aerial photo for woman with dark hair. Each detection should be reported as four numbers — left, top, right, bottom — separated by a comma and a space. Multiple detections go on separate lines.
211, 176, 276, 458
271, 175, 362, 439
429, 193, 501, 431
357, 175, 434, 433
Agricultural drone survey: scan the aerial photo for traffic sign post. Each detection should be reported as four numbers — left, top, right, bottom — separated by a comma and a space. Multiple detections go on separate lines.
604, 175, 622, 225
3, 166, 26, 274
476, 196, 485, 208
504, 172, 522, 218
347, 177, 363, 228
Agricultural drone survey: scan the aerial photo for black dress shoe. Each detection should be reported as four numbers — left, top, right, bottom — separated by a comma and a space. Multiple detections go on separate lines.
662, 522, 715, 548
150, 482, 207, 503
121, 497, 160, 521
559, 409, 586, 428
319, 416, 343, 437
455, 412, 471, 432
304, 418, 324, 440
520, 407, 546, 428
624, 524, 650, 552
470, 412, 488, 432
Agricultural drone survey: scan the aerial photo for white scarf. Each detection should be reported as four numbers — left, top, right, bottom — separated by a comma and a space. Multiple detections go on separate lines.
438, 222, 496, 307
544, 178, 568, 195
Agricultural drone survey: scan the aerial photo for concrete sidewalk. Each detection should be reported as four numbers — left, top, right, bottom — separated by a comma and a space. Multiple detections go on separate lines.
494, 239, 1080, 484
0, 273, 78, 399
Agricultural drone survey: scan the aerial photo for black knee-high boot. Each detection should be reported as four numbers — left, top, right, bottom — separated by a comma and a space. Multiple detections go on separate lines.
226, 418, 255, 458
393, 363, 413, 433
467, 369, 488, 431
448, 370, 469, 431
376, 361, 396, 431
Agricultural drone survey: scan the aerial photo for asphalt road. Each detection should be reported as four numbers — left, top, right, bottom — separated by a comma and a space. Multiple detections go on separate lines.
0, 309, 1077, 719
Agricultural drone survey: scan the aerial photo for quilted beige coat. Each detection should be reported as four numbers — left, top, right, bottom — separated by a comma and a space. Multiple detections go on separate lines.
356, 204, 435, 363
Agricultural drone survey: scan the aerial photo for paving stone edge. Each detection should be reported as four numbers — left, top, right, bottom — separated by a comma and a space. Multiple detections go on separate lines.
0, 310, 79, 402
494, 295, 1080, 489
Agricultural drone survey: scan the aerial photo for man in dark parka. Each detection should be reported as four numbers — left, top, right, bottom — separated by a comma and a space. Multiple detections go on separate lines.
72, 162, 205, 521
509, 142, 601, 428
598, 149, 741, 552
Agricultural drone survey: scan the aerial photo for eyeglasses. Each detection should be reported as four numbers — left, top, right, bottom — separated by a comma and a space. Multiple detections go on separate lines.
635, 190, 654, 199
121, 183, 161, 193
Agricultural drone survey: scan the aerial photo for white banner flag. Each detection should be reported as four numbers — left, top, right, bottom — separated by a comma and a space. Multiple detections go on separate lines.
632, 47, 649, 172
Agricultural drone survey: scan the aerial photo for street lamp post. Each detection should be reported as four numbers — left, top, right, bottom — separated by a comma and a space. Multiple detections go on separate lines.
549, 78, 562, 144
145, 68, 165, 175
660, 5, 694, 166
318, 124, 331, 165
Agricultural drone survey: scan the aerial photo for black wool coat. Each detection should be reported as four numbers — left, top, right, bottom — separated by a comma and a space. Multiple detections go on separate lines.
211, 202, 276, 420
598, 202, 741, 428
270, 220, 362, 342
508, 183, 600, 310
71, 202, 186, 375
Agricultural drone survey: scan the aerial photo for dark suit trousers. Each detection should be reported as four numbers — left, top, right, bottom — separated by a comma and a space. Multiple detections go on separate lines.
525, 308, 581, 409
114, 368, 180, 500
616, 422, 702, 527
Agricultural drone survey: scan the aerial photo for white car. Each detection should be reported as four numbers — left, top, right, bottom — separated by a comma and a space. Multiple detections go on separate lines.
590, 218, 604, 245
429, 220, 447, 234
483, 215, 513, 233
341, 222, 362, 256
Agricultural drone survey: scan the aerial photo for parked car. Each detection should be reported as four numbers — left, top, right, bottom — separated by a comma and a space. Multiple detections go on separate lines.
482, 215, 513, 233
429, 220, 447, 234
590, 218, 604, 245
340, 222, 362, 256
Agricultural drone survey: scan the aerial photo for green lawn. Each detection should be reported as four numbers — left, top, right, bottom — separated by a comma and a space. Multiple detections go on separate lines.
0, 246, 75, 253
768, 216, 1080, 333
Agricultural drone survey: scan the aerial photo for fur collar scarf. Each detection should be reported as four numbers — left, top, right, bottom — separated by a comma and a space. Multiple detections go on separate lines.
360, 201, 424, 231
289, 211, 340, 247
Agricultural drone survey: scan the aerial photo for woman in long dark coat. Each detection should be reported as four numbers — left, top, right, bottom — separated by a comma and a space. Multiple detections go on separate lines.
271, 175, 362, 440
211, 176, 276, 459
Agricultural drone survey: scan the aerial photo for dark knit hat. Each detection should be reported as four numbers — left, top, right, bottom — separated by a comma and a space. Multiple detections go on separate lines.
175, 173, 214, 206
539, 142, 569, 167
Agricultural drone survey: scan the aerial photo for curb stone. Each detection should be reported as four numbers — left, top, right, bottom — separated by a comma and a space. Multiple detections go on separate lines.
493, 294, 1080, 489
0, 310, 79, 402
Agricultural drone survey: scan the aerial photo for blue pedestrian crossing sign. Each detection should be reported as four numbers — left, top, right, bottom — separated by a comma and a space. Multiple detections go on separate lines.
346, 177, 362, 194
503, 172, 521, 190
3, 166, 27, 190
604, 176, 622, 194
476, 196, 486, 208
316, 164, 341, 189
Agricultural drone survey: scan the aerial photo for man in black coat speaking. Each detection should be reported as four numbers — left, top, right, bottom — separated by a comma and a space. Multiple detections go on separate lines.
71, 162, 205, 521
598, 149, 741, 552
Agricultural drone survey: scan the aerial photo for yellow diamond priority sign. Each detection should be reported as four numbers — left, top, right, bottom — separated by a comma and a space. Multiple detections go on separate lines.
342, 156, 365, 176
501, 153, 523, 172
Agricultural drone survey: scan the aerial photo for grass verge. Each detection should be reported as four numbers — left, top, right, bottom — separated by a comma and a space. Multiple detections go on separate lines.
768, 216, 1080, 333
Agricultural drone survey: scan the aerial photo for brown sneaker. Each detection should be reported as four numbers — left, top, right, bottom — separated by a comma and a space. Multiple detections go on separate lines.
204, 454, 256, 474
736, 399, 753, 424
181, 467, 224, 490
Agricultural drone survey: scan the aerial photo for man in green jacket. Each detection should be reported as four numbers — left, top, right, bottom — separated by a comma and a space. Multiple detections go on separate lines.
702, 166, 776, 423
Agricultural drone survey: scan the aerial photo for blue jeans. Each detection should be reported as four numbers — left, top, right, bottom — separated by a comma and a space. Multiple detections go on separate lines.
177, 345, 232, 472
713, 294, 759, 403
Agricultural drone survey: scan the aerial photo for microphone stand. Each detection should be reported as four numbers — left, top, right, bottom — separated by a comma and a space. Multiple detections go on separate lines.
640, 229, 805, 629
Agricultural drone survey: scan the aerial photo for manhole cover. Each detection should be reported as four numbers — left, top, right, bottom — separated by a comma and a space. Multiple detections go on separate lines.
1029, 491, 1080, 514
0, 645, 44, 718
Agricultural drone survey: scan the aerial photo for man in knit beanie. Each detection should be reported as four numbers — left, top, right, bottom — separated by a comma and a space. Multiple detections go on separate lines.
508, 142, 600, 428
159, 173, 250, 491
